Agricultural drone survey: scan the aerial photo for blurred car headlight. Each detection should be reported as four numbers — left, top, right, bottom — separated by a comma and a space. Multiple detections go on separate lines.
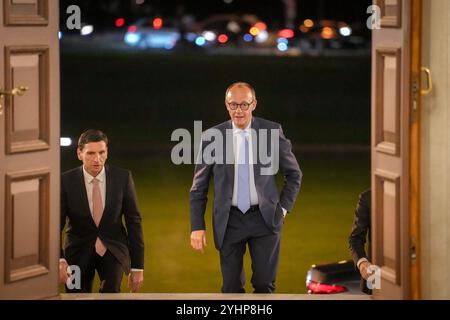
339, 26, 352, 37
80, 25, 94, 36
255, 30, 269, 43
202, 31, 216, 42
125, 33, 141, 45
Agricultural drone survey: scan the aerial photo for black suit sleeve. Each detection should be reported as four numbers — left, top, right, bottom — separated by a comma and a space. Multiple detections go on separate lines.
348, 191, 371, 265
189, 138, 213, 231
123, 171, 145, 269
60, 177, 68, 260
278, 125, 302, 212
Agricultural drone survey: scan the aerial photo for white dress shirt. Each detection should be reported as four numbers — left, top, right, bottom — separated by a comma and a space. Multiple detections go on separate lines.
231, 120, 287, 217
231, 121, 259, 207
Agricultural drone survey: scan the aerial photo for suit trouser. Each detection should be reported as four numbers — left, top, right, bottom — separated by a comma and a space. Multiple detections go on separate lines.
66, 249, 124, 293
220, 207, 282, 293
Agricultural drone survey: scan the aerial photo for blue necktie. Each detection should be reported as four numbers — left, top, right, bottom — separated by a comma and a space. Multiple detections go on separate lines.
237, 131, 251, 214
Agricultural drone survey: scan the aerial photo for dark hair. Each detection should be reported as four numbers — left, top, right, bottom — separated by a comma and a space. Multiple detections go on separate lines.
225, 82, 257, 100
78, 129, 108, 150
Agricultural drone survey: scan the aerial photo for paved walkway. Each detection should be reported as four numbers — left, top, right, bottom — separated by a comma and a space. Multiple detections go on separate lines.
61, 293, 371, 300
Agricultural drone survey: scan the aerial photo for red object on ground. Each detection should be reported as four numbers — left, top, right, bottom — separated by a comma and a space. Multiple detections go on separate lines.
307, 281, 348, 294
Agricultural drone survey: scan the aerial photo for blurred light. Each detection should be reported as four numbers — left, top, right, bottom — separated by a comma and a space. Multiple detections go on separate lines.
277, 42, 288, 51
203, 31, 216, 42
227, 21, 241, 33
306, 270, 312, 285
223, 0, 233, 3
277, 37, 288, 44
185, 32, 197, 42
278, 28, 294, 39
125, 33, 141, 45
339, 26, 352, 37
80, 25, 94, 36
255, 30, 268, 43
60, 137, 72, 147
218, 34, 228, 44
249, 27, 260, 36
254, 22, 267, 31
135, 0, 145, 4
136, 32, 179, 49
243, 33, 253, 42
164, 42, 175, 50
195, 36, 206, 46
115, 18, 125, 28
128, 25, 137, 33
299, 25, 309, 33
153, 18, 163, 29
58, 31, 62, 40
321, 27, 336, 39
304, 19, 314, 28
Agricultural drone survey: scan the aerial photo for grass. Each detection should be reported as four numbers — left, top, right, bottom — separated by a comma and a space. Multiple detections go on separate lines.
60, 51, 371, 146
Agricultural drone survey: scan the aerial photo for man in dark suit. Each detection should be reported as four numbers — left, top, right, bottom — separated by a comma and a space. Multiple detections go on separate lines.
348, 189, 372, 294
190, 82, 302, 293
59, 129, 145, 293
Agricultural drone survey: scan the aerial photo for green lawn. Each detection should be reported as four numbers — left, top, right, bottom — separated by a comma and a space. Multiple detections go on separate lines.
60, 151, 369, 293
60, 52, 370, 146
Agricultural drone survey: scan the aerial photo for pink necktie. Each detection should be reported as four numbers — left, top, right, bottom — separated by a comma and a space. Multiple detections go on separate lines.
92, 178, 107, 256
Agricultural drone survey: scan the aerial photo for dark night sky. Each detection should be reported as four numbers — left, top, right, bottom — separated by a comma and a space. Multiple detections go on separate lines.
173, 0, 373, 23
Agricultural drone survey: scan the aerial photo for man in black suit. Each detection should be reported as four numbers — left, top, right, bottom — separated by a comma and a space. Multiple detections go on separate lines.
190, 82, 302, 293
59, 129, 144, 293
348, 189, 372, 294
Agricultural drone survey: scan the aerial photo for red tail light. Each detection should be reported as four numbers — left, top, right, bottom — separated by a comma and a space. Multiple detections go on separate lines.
307, 281, 347, 294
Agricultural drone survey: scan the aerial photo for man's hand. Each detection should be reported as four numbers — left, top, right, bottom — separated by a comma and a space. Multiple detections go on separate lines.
191, 230, 207, 253
59, 260, 70, 284
128, 270, 144, 293
359, 260, 373, 280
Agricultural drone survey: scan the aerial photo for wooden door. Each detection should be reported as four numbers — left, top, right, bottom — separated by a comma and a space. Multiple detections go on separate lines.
371, 0, 418, 299
0, 0, 60, 299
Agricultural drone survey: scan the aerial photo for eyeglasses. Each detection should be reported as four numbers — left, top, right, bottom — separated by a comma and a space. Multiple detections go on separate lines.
226, 100, 254, 111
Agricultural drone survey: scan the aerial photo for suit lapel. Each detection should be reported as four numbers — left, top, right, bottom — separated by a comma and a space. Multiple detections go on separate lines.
251, 117, 262, 191
102, 165, 113, 227
224, 120, 235, 191
77, 166, 95, 223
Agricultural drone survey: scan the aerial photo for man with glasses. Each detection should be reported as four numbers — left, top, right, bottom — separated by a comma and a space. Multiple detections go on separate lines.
189, 82, 302, 293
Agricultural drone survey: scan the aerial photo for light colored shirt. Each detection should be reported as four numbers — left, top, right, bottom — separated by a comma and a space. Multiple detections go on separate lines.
231, 121, 259, 207
231, 120, 287, 217
357, 257, 369, 269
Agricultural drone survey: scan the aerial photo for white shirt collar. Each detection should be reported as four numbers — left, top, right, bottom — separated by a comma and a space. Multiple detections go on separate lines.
82, 166, 105, 184
232, 118, 252, 134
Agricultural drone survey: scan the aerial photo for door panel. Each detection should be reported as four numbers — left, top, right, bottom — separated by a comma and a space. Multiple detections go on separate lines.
0, 0, 59, 299
5, 46, 50, 154
372, 0, 412, 299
